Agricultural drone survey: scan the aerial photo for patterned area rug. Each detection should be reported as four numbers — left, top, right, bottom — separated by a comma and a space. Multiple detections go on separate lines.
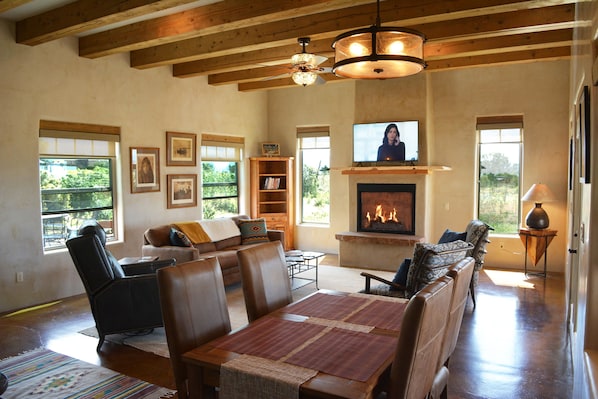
0, 347, 175, 398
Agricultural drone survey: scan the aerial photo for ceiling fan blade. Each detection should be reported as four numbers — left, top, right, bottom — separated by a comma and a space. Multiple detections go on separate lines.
314, 55, 328, 65
263, 73, 290, 81
315, 75, 327, 85
319, 67, 333, 73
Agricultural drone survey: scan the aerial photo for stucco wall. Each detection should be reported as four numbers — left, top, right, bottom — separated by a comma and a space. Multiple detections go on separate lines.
0, 20, 267, 313
268, 60, 570, 272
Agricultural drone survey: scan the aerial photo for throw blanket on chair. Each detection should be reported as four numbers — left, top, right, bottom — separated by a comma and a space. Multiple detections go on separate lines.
173, 222, 211, 244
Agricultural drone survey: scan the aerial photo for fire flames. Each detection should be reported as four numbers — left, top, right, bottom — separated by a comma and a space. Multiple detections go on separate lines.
366, 204, 399, 225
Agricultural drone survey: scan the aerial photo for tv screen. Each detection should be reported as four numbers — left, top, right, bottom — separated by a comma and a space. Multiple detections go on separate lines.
353, 121, 419, 165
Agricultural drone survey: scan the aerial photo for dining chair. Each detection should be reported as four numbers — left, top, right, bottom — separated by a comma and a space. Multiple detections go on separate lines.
157, 258, 231, 399
237, 240, 292, 322
429, 257, 475, 399
386, 274, 454, 399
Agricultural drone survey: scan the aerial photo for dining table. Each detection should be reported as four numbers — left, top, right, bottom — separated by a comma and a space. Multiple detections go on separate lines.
182, 289, 409, 399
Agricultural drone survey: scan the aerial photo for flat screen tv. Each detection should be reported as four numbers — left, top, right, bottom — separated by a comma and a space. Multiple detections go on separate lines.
353, 121, 419, 166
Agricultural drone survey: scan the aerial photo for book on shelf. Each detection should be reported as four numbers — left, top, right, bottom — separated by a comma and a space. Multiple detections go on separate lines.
263, 177, 281, 189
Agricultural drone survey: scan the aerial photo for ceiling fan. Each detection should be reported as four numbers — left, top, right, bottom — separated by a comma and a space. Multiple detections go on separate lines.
271, 37, 331, 86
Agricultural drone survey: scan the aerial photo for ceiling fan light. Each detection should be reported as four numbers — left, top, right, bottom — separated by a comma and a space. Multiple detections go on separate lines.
292, 52, 317, 67
292, 71, 318, 86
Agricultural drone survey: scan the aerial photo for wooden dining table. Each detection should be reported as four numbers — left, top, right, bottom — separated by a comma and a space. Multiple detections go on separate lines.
182, 289, 409, 399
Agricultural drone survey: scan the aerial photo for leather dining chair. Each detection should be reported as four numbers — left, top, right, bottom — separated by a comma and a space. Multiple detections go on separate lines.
237, 240, 292, 322
429, 257, 475, 399
386, 274, 454, 399
157, 258, 231, 399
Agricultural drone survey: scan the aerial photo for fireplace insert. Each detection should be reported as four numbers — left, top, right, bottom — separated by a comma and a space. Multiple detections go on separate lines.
357, 183, 415, 235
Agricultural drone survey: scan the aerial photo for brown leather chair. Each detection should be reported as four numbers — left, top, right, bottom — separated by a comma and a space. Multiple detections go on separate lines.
429, 257, 475, 399
157, 258, 231, 399
237, 240, 292, 322
387, 275, 454, 399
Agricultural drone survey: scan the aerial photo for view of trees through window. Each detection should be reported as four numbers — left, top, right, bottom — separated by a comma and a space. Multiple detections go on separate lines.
300, 136, 330, 224
40, 158, 114, 249
478, 128, 521, 234
201, 161, 239, 219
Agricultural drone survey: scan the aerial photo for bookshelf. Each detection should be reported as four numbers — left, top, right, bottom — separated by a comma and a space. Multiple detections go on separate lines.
249, 157, 295, 250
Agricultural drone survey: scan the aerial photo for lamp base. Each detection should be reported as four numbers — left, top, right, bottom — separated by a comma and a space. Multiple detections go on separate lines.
525, 203, 549, 229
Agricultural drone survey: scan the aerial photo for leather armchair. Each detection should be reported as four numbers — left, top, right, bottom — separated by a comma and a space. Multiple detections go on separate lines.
66, 221, 175, 350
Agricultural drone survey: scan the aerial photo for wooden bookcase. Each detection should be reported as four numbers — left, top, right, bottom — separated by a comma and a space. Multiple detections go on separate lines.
249, 157, 294, 250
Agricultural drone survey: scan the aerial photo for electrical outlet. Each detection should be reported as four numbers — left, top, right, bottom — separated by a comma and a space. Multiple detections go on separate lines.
16, 272, 24, 283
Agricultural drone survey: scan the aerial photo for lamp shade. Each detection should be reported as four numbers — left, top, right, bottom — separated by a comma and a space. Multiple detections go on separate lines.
522, 183, 556, 229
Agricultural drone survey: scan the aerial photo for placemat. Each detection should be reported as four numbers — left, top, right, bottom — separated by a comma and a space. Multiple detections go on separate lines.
212, 317, 326, 360
281, 292, 370, 320
285, 327, 397, 382
346, 300, 408, 331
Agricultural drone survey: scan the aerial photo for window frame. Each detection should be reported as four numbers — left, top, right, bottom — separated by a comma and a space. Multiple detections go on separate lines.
476, 116, 523, 235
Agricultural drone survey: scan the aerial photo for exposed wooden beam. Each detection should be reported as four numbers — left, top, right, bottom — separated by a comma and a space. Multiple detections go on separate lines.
79, 0, 373, 58
173, 4, 574, 78
0, 0, 33, 14
16, 0, 199, 46
132, 0, 571, 69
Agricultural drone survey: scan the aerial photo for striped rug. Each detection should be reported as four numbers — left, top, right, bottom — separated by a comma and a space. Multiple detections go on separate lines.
0, 347, 175, 398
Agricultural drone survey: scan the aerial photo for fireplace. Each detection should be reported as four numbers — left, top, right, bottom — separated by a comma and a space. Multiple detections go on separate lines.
357, 183, 416, 235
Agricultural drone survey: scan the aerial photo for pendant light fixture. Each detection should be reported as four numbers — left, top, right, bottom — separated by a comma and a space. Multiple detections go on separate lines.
332, 0, 426, 79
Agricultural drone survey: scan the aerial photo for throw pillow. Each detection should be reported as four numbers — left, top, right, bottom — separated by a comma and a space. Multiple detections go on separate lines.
170, 227, 192, 247
390, 258, 411, 291
438, 229, 467, 244
238, 218, 269, 245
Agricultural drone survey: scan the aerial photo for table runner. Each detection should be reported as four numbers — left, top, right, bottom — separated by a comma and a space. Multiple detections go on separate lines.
281, 292, 370, 320
220, 354, 317, 399
346, 299, 408, 331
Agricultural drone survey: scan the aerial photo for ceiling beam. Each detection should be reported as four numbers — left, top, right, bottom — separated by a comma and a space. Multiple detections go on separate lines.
131, 0, 572, 69
79, 0, 374, 58
172, 4, 574, 78
16, 0, 200, 46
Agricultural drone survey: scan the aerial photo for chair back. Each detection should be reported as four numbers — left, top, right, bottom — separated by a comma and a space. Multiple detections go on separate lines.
440, 257, 475, 367
66, 234, 115, 296
157, 258, 231, 399
388, 275, 454, 399
237, 241, 292, 322
465, 220, 492, 270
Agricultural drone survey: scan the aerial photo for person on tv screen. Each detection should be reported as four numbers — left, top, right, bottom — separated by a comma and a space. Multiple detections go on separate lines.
377, 123, 406, 161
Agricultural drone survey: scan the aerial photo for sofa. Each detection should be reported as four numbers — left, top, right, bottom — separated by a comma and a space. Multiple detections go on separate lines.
142, 215, 284, 286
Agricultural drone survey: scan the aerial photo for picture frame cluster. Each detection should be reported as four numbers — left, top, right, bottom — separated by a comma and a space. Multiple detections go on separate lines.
130, 131, 198, 209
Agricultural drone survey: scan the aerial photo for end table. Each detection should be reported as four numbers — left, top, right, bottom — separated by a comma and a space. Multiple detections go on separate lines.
519, 228, 557, 278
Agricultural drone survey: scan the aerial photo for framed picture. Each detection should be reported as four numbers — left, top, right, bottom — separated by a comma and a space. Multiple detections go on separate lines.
167, 131, 196, 166
261, 142, 280, 156
130, 147, 160, 193
579, 85, 591, 184
167, 174, 197, 209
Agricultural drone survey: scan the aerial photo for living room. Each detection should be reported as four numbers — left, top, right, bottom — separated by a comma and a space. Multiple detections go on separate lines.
1, 1, 597, 397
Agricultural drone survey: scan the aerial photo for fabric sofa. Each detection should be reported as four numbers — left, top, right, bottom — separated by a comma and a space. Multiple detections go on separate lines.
141, 215, 284, 286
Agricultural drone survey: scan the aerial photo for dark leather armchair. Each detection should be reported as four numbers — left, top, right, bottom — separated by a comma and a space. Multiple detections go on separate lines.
66, 221, 175, 350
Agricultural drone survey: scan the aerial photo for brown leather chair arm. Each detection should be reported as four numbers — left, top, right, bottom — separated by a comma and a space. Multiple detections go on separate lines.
267, 229, 285, 244
360, 271, 406, 293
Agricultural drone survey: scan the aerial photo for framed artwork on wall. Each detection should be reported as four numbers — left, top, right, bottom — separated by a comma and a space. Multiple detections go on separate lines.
130, 147, 160, 193
578, 85, 591, 184
261, 142, 280, 156
167, 174, 197, 208
167, 131, 197, 166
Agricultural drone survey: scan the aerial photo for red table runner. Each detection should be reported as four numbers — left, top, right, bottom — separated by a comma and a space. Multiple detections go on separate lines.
346, 299, 408, 331
282, 292, 370, 320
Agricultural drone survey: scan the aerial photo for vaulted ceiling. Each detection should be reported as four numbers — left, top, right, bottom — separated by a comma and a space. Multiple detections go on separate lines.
0, 0, 577, 92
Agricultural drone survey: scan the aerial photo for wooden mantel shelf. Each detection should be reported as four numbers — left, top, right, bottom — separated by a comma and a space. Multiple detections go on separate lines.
336, 165, 451, 175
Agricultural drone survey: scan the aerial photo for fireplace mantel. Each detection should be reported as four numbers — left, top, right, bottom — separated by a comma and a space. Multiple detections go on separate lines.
337, 165, 451, 175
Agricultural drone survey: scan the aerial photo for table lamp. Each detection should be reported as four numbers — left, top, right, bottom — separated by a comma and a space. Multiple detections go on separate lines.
521, 183, 556, 229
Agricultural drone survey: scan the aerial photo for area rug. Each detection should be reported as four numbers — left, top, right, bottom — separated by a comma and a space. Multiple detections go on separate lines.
0, 347, 175, 398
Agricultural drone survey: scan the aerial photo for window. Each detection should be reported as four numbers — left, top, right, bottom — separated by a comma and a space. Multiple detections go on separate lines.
201, 134, 243, 219
298, 127, 330, 224
39, 121, 120, 251
477, 116, 523, 234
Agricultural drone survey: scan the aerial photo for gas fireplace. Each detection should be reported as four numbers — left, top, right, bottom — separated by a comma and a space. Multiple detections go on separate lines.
357, 183, 415, 235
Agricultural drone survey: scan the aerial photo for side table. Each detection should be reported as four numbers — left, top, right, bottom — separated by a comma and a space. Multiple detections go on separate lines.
519, 228, 557, 278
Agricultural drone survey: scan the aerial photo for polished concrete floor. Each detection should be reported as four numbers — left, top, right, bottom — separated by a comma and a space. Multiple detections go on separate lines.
0, 265, 572, 398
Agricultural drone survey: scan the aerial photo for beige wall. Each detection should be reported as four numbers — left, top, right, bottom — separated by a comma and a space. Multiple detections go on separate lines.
269, 60, 570, 272
0, 20, 268, 313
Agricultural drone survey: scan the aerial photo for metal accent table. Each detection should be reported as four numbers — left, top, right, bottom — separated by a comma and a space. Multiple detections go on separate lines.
519, 228, 557, 278
285, 250, 324, 289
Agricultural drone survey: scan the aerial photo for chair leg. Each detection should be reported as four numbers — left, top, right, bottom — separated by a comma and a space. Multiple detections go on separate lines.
96, 334, 105, 351
469, 279, 476, 310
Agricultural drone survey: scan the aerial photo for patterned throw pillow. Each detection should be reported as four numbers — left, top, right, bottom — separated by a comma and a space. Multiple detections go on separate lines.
169, 227, 192, 247
238, 218, 269, 245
